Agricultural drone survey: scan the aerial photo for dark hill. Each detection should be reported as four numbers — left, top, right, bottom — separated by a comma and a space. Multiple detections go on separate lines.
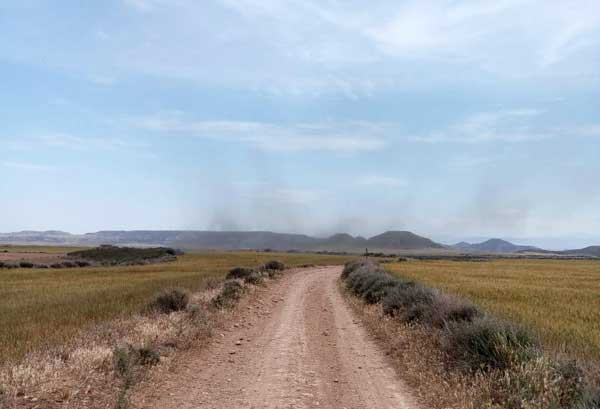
562, 246, 600, 257
452, 238, 540, 253
367, 231, 443, 250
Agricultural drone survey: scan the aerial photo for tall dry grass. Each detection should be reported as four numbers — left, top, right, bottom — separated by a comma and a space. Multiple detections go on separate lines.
385, 259, 600, 360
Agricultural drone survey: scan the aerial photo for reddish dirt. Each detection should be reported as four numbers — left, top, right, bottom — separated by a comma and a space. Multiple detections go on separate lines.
131, 266, 419, 409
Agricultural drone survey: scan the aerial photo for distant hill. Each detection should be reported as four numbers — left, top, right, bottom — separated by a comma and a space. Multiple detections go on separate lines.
367, 231, 444, 250
0, 229, 444, 252
452, 238, 541, 253
561, 246, 600, 257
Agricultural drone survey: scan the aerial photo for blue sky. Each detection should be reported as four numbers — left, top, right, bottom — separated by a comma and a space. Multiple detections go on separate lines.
2, 0, 600, 248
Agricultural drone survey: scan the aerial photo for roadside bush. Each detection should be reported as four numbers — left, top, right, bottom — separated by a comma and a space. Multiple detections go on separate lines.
261, 260, 285, 271
265, 269, 283, 279
50, 262, 63, 269
244, 272, 264, 285
426, 294, 482, 328
19, 261, 34, 268
75, 260, 91, 267
342, 259, 377, 279
61, 261, 77, 268
381, 281, 434, 319
361, 275, 399, 304
146, 288, 190, 314
226, 267, 254, 280
113, 344, 160, 378
212, 280, 244, 309
481, 357, 598, 409
444, 317, 539, 371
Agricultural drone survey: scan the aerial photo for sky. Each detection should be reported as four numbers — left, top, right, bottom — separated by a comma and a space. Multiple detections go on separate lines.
1, 0, 600, 248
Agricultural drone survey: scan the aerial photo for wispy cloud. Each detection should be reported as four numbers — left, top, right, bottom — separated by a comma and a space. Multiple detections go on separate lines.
414, 109, 550, 144
133, 115, 386, 153
31, 133, 141, 151
357, 175, 406, 188
4, 0, 598, 98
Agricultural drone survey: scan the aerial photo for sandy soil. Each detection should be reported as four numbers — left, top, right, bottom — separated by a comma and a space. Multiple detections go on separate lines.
131, 266, 419, 409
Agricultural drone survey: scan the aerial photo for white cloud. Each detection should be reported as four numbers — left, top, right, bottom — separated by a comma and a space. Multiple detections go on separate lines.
366, 1, 600, 72
133, 115, 386, 153
357, 175, 406, 188
414, 109, 550, 143
3, 0, 599, 96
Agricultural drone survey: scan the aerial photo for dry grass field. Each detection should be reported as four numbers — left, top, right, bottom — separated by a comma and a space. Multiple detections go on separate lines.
386, 259, 600, 360
0, 248, 352, 363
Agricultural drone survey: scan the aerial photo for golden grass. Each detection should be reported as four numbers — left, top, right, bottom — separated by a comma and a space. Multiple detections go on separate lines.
386, 259, 600, 360
0, 250, 352, 363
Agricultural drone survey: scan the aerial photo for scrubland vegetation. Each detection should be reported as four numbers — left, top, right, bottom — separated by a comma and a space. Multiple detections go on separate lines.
0, 250, 352, 364
342, 259, 600, 408
385, 259, 600, 361
0, 251, 343, 408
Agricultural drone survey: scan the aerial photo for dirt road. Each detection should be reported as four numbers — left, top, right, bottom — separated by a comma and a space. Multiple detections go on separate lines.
132, 266, 418, 409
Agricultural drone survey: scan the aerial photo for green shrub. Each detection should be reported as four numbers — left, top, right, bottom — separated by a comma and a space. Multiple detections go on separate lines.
341, 259, 378, 279
361, 275, 399, 304
423, 294, 482, 328
261, 260, 285, 271
244, 272, 264, 285
226, 267, 254, 280
212, 280, 244, 309
19, 261, 34, 268
146, 288, 189, 314
381, 281, 433, 318
444, 317, 539, 371
113, 344, 160, 378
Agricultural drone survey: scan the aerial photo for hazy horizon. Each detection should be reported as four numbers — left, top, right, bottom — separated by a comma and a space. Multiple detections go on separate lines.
2, 1, 600, 249
2, 227, 599, 250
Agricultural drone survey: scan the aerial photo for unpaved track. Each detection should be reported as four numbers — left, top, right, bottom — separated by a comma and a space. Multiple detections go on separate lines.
132, 266, 418, 409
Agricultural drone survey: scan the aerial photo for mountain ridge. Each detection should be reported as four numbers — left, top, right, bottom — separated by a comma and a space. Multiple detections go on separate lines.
452, 238, 541, 253
0, 229, 443, 252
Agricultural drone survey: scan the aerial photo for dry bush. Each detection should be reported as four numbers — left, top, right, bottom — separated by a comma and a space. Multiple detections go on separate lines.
212, 280, 244, 309
146, 288, 190, 314
244, 272, 264, 286
444, 317, 539, 371
226, 267, 254, 280
260, 260, 286, 271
